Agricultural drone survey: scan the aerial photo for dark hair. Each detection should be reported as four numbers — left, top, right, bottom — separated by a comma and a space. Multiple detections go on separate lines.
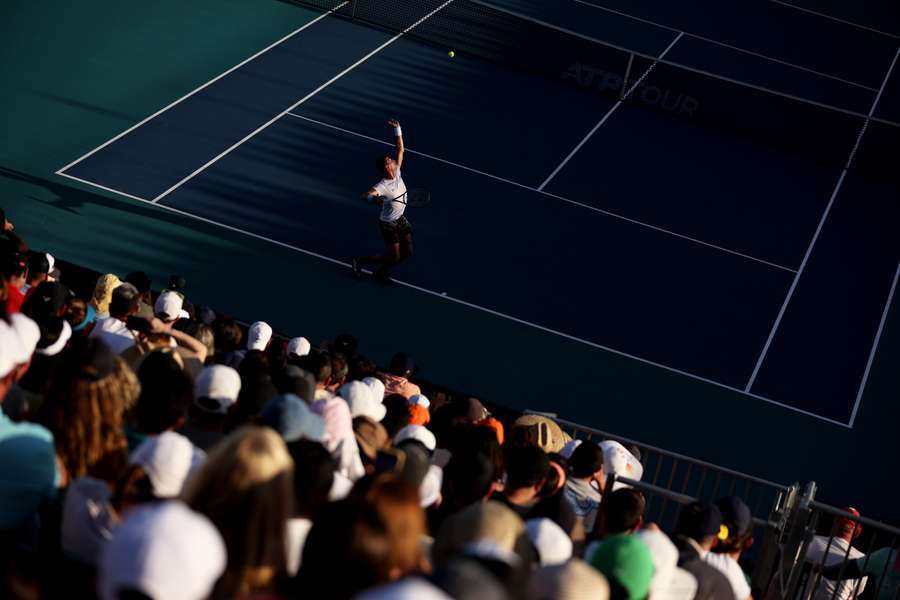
599, 488, 645, 535
441, 450, 494, 509
288, 440, 335, 517
332, 333, 358, 359
295, 351, 332, 384
381, 393, 410, 438
504, 444, 550, 490
347, 356, 377, 382
389, 352, 414, 377
167, 275, 186, 291
108, 283, 140, 318
329, 352, 348, 386
212, 317, 242, 353
124, 271, 151, 295
375, 155, 392, 177
26, 251, 49, 280
569, 442, 604, 478
134, 351, 193, 433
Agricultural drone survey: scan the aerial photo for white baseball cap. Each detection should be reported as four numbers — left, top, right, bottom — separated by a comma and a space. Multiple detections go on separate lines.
154, 291, 184, 322
599, 440, 644, 489
99, 502, 225, 600
287, 336, 311, 357
0, 313, 40, 379
636, 529, 698, 600
340, 380, 386, 422
247, 321, 272, 351
526, 518, 573, 566
407, 394, 430, 409
194, 365, 241, 414
129, 432, 205, 498
394, 424, 436, 452
362, 376, 385, 401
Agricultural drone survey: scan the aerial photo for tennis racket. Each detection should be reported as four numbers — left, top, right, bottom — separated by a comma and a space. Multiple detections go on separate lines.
386, 188, 430, 207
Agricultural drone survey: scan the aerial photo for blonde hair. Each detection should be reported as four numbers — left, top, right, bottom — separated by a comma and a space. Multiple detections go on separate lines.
90, 273, 121, 315
182, 426, 294, 598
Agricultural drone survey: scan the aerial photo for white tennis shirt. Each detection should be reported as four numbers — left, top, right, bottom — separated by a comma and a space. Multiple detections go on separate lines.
373, 169, 407, 223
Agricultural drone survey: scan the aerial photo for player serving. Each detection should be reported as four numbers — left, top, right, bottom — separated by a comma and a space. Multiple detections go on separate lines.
351, 119, 413, 284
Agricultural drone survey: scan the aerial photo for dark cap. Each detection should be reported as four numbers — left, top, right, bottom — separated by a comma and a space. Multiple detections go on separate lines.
26, 250, 50, 277
27, 281, 70, 319
675, 501, 723, 541
716, 496, 752, 537
389, 352, 416, 377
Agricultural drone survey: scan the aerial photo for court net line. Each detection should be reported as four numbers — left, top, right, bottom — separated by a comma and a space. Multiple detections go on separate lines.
53, 168, 853, 428
285, 110, 796, 274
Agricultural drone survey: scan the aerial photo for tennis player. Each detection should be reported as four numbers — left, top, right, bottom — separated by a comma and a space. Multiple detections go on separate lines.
351, 119, 412, 283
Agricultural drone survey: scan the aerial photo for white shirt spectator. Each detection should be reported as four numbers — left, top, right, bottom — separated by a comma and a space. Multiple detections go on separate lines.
704, 552, 751, 600
374, 169, 407, 223
89, 317, 137, 354
802, 536, 867, 600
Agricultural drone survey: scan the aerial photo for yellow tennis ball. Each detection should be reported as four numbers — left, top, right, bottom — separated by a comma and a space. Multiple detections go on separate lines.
448, 50, 455, 58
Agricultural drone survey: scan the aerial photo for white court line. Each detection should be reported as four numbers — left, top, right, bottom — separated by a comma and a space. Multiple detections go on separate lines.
849, 260, 900, 428
537, 32, 683, 191
285, 111, 796, 273
767, 0, 900, 41
53, 168, 851, 428
747, 48, 900, 393
150, 1, 456, 203
744, 170, 846, 392
56, 5, 346, 175
569, 0, 879, 91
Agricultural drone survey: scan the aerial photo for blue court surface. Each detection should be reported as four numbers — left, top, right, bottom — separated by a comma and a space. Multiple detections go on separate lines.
57, 0, 900, 427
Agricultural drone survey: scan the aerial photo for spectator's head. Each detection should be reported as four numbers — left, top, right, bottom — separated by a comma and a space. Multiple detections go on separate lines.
193, 365, 240, 418
833, 507, 863, 541
598, 488, 645, 536
589, 534, 654, 600
0, 313, 40, 401
348, 356, 378, 382
381, 393, 410, 438
274, 365, 316, 403
128, 431, 204, 499
98, 502, 226, 600
124, 271, 151, 303
358, 473, 427, 578
295, 351, 332, 388
25, 250, 50, 286
258, 394, 326, 443
432, 500, 527, 567
713, 496, 753, 554
389, 352, 415, 378
286, 336, 311, 360
673, 501, 723, 551
66, 296, 96, 333
526, 518, 573, 566
154, 290, 184, 323
90, 274, 122, 316
212, 317, 242, 353
23, 281, 69, 320
504, 444, 550, 502
540, 454, 568, 498
33, 316, 72, 358
182, 426, 294, 599
635, 529, 694, 600
194, 323, 215, 360
441, 450, 495, 511
246, 321, 272, 351
287, 439, 335, 518
341, 380, 385, 422
108, 282, 140, 320
354, 416, 389, 468
41, 337, 136, 483
533, 558, 610, 600
135, 349, 193, 434
1, 243, 27, 288
329, 351, 348, 390
167, 275, 186, 292
394, 424, 436, 454
332, 333, 358, 359
569, 442, 605, 485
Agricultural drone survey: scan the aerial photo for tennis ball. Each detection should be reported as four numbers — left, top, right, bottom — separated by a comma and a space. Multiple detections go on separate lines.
448, 50, 455, 58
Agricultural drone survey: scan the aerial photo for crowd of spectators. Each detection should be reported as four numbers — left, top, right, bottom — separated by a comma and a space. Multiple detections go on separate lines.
2, 205, 897, 600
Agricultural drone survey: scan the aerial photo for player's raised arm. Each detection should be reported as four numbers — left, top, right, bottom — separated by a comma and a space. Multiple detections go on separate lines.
388, 119, 404, 169
362, 188, 383, 204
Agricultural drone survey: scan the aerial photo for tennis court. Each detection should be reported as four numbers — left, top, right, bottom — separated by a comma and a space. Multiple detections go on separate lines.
55, 0, 900, 428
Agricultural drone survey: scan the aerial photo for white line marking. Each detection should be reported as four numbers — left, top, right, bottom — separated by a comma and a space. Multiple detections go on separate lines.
53, 168, 852, 428
744, 170, 846, 391
569, 0, 879, 91
538, 33, 682, 191
767, 0, 900, 41
56, 5, 345, 175
286, 111, 796, 273
848, 260, 900, 428
845, 46, 900, 169
150, 0, 454, 203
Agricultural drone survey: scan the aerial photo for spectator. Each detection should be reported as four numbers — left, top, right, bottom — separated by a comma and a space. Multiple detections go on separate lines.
704, 496, 753, 600
354, 415, 390, 474
820, 545, 899, 600
22, 250, 50, 294
636, 528, 699, 600
295, 350, 334, 401
89, 282, 141, 353
14, 316, 72, 418
382, 392, 411, 438
122, 316, 209, 375
21, 280, 69, 321
124, 270, 153, 317
182, 426, 294, 599
89, 273, 122, 319
532, 559, 610, 600
225, 350, 277, 432
589, 534, 654, 600
595, 488, 646, 539
132, 349, 194, 446
154, 289, 186, 323
526, 518, 573, 566
342, 380, 386, 422
212, 317, 243, 368
39, 337, 135, 486
2, 248, 27, 314
382, 352, 421, 398
348, 356, 378, 382
670, 501, 736, 600
98, 501, 226, 600
430, 450, 495, 532
565, 441, 606, 532
285, 439, 335, 575
0, 313, 56, 531
178, 365, 241, 451
408, 393, 431, 425
327, 351, 349, 394
258, 393, 326, 444
232, 320, 272, 366
286, 336, 311, 360
497, 444, 550, 518
799, 507, 867, 600
332, 333, 358, 359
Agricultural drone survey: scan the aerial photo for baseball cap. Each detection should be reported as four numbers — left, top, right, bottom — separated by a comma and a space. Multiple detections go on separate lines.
394, 424, 436, 452
408, 394, 430, 408
28, 281, 70, 319
354, 416, 389, 460
635, 529, 689, 600
287, 336, 311, 357
340, 380, 386, 422
129, 432, 205, 498
590, 534, 655, 600
258, 394, 326, 443
34, 318, 72, 357
433, 501, 525, 566
600, 440, 644, 488
247, 321, 272, 351
98, 502, 225, 600
356, 578, 453, 600
193, 365, 241, 414
675, 501, 723, 541
526, 518, 573, 566
408, 404, 431, 426
716, 496, 753, 537
389, 352, 416, 376
154, 290, 184, 322
362, 376, 385, 401
533, 559, 611, 600
0, 313, 40, 378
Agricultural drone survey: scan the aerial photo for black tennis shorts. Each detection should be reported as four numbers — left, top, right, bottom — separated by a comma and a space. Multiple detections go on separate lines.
379, 215, 413, 245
